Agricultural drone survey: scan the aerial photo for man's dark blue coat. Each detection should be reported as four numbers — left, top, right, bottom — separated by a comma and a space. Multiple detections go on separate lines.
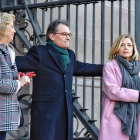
16, 44, 103, 140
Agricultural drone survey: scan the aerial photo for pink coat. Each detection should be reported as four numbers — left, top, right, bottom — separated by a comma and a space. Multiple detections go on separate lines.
98, 59, 140, 140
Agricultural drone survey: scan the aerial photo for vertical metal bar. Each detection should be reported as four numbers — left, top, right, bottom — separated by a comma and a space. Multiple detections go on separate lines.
33, 0, 37, 23
128, 0, 131, 34
66, 0, 70, 25
100, 0, 105, 120
42, 8, 45, 41
101, 0, 105, 76
58, 6, 61, 20
91, 2, 95, 120
83, 3, 87, 108
119, 0, 122, 35
0, 0, 2, 10
75, 4, 79, 96
33, 0, 37, 45
50, 0, 53, 22
50, 8, 53, 22
135, 0, 140, 53
110, 1, 114, 47
67, 4, 70, 26
42, 9, 45, 33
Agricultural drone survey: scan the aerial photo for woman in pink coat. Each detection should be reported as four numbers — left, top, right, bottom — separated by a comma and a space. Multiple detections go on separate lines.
99, 35, 140, 140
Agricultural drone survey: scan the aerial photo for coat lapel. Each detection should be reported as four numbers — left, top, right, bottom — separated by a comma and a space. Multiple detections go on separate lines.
45, 44, 64, 72
111, 59, 122, 80
0, 44, 12, 66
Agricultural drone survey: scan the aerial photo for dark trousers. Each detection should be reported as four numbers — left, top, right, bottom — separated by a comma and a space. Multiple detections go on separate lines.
0, 131, 6, 140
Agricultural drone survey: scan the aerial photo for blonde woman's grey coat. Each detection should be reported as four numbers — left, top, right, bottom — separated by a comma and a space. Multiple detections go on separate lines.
0, 44, 19, 131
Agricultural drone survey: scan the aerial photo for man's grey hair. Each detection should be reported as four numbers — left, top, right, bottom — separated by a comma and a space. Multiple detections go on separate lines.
46, 19, 69, 42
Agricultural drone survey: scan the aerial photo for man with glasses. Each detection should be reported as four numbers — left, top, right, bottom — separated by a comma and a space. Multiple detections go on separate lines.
16, 20, 103, 140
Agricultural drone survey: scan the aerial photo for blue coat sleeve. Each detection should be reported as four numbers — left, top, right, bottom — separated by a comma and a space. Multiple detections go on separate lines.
73, 61, 103, 76
72, 52, 103, 77
15, 46, 40, 72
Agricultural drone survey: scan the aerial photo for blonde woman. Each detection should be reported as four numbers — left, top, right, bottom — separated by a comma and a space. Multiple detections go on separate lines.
0, 12, 30, 140
99, 35, 140, 140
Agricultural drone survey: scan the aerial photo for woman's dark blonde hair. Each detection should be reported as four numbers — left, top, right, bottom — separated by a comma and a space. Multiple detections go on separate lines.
109, 35, 140, 61
0, 12, 15, 40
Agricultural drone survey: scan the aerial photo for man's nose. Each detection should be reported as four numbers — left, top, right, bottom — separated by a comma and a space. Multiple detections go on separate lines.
66, 35, 71, 40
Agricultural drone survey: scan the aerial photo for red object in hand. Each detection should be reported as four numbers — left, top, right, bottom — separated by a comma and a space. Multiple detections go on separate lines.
18, 71, 36, 78
17, 71, 36, 86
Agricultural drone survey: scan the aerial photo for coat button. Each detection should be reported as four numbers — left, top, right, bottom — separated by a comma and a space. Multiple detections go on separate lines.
10, 65, 15, 70
62, 106, 65, 110
65, 90, 67, 93
64, 75, 66, 77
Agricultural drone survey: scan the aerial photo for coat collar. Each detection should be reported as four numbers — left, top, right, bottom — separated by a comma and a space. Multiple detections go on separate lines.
45, 44, 71, 73
111, 59, 118, 66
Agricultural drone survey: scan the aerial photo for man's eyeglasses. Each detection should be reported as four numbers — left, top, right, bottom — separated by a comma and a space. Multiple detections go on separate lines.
55, 32, 72, 37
